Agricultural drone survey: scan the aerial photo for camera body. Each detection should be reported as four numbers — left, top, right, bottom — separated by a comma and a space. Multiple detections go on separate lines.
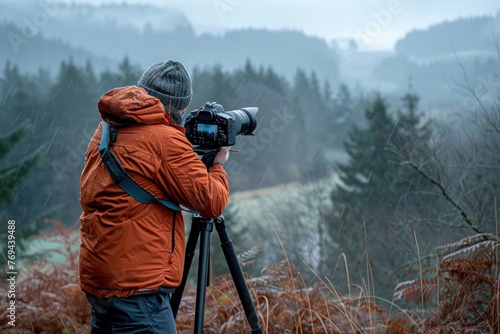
184, 102, 258, 148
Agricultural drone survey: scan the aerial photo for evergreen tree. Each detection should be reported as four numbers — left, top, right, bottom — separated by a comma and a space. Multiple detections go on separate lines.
328, 92, 434, 298
116, 56, 141, 87
333, 83, 353, 125
291, 69, 315, 164
0, 62, 49, 223
208, 64, 234, 105
332, 94, 397, 221
243, 59, 258, 82
0, 62, 41, 131
0, 122, 43, 263
0, 123, 40, 203
51, 58, 95, 112
322, 79, 333, 105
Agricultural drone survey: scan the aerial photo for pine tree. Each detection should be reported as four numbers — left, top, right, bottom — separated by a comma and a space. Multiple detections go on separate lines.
0, 62, 45, 214
332, 94, 397, 221
328, 92, 434, 298
0, 122, 44, 263
291, 69, 317, 165
243, 58, 258, 82
116, 56, 141, 86
0, 123, 40, 203
208, 64, 234, 106
333, 84, 353, 125
51, 58, 94, 111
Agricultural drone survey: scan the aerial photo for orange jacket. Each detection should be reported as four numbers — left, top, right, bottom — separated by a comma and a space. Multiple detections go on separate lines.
79, 86, 229, 298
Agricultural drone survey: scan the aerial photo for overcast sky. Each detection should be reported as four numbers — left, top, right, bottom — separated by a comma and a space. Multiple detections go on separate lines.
6, 0, 500, 50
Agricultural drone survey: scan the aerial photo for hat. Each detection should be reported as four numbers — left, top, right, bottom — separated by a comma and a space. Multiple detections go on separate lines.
137, 60, 192, 110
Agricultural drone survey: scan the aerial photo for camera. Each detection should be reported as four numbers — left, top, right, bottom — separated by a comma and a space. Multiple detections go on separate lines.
184, 102, 258, 148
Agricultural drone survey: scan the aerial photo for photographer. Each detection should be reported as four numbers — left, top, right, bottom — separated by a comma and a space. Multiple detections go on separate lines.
79, 60, 230, 333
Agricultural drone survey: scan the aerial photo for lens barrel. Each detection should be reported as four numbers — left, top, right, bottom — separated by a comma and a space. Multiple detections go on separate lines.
226, 107, 258, 136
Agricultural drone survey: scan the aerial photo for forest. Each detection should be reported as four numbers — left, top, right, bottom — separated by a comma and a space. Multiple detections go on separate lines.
0, 51, 499, 333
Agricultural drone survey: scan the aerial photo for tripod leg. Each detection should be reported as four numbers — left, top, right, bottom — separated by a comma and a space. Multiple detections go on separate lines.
193, 218, 214, 334
171, 219, 201, 318
215, 216, 263, 334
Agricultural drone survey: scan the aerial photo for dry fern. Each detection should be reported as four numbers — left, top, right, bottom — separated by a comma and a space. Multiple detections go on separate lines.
0, 220, 90, 333
5, 224, 498, 334
175, 261, 397, 334
394, 233, 500, 334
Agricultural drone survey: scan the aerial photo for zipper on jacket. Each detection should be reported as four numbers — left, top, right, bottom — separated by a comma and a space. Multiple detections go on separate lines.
169, 211, 177, 264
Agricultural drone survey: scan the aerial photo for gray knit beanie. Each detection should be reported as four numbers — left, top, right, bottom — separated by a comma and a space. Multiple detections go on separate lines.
137, 60, 192, 111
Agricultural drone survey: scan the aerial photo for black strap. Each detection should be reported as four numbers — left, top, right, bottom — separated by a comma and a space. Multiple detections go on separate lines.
98, 122, 191, 213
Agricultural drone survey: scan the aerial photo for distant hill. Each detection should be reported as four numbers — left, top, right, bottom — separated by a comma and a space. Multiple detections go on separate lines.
395, 12, 500, 59
0, 2, 339, 84
360, 12, 500, 106
0, 22, 113, 74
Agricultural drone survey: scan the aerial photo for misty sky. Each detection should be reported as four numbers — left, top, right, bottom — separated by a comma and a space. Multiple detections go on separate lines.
50, 0, 500, 50
1, 0, 499, 50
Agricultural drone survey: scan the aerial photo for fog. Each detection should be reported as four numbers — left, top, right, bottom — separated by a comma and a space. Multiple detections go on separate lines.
0, 2, 499, 328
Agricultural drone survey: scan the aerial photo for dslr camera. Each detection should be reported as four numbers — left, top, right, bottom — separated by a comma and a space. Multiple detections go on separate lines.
184, 102, 258, 149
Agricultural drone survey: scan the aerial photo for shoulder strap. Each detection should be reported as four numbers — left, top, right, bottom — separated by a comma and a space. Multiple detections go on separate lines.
98, 122, 190, 213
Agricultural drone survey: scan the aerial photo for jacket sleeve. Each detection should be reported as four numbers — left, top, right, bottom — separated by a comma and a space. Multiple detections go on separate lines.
155, 128, 230, 218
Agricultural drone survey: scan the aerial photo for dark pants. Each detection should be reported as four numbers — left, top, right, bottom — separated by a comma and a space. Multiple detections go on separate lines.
86, 290, 177, 334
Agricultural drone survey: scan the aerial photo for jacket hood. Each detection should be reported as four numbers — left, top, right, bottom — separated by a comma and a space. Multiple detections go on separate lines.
98, 86, 183, 131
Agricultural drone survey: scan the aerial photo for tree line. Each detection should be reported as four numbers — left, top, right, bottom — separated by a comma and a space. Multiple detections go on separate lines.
0, 57, 363, 229
242, 79, 499, 298
1, 55, 498, 301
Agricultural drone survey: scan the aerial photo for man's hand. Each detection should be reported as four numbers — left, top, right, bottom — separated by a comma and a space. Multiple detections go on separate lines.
213, 146, 231, 165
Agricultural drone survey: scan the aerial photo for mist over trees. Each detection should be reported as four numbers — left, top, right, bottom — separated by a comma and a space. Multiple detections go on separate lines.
0, 2, 340, 85
395, 14, 500, 57
239, 75, 499, 300
0, 56, 354, 226
1, 52, 498, 295
2, 1, 499, 109
0, 4, 499, 329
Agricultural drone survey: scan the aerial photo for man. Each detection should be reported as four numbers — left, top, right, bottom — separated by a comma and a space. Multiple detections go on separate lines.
79, 60, 231, 333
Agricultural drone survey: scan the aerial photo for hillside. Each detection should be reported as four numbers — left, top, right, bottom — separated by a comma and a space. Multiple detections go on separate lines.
361, 13, 500, 106
0, 22, 113, 74
395, 12, 500, 59
0, 2, 340, 84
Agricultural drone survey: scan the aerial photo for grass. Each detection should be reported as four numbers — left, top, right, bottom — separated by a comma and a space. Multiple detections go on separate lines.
0, 221, 498, 333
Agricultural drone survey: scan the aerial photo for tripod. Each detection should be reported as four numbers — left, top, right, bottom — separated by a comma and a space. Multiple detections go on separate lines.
170, 214, 263, 334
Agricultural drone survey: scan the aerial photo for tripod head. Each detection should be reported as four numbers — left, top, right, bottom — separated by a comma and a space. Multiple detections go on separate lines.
193, 147, 219, 169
